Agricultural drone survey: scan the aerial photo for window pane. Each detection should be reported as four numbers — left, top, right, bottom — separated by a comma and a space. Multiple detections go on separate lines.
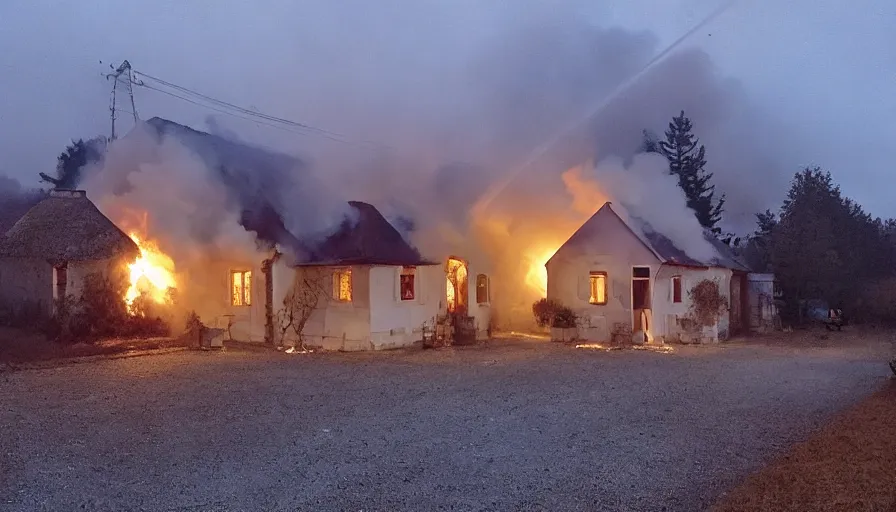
589, 273, 607, 304
244, 271, 252, 306
337, 269, 352, 302
633, 267, 650, 279
232, 272, 243, 306
672, 277, 682, 303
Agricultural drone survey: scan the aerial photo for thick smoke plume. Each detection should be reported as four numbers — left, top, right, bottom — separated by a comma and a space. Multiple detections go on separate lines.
70, 4, 792, 329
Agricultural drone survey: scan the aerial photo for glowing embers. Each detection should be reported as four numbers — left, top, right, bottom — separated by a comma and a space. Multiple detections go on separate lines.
125, 233, 176, 315
574, 343, 674, 354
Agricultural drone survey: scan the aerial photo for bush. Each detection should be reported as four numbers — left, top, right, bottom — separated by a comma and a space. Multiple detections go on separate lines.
688, 279, 729, 327
532, 298, 578, 329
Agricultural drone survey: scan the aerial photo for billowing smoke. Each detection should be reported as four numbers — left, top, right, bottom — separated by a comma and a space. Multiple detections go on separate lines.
71, 4, 793, 330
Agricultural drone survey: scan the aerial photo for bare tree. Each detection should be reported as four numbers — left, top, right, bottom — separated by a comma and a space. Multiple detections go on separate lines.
276, 268, 330, 351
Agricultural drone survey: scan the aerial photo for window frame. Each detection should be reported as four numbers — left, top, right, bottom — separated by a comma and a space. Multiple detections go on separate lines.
671, 275, 683, 304
332, 267, 353, 303
475, 273, 490, 305
399, 266, 416, 302
230, 269, 253, 307
588, 271, 608, 305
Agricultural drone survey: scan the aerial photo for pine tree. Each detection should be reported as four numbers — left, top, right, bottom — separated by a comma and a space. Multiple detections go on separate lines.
659, 111, 725, 232
39, 137, 105, 190
640, 129, 660, 153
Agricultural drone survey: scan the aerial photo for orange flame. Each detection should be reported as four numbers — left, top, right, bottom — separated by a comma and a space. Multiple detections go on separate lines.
125, 233, 176, 314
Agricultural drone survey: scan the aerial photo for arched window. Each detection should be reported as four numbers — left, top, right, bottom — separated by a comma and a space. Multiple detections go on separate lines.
476, 274, 489, 304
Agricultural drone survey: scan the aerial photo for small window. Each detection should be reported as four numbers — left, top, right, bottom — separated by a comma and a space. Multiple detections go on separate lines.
333, 268, 352, 302
400, 266, 416, 301
231, 270, 252, 306
671, 276, 682, 303
476, 274, 490, 304
633, 266, 650, 279
589, 271, 608, 305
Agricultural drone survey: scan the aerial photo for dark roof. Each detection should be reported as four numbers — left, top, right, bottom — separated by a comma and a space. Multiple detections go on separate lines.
0, 190, 139, 263
297, 201, 434, 267
140, 117, 306, 248
557, 202, 751, 272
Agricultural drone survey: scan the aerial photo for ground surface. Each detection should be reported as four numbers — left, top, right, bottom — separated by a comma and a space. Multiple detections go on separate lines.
714, 381, 896, 512
0, 326, 187, 367
1, 334, 893, 512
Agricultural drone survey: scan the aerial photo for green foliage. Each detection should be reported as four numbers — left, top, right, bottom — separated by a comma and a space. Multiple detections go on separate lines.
658, 111, 725, 232
39, 137, 105, 190
688, 279, 729, 327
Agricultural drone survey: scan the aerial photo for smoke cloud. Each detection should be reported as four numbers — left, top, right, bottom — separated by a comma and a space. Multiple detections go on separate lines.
69, 4, 794, 329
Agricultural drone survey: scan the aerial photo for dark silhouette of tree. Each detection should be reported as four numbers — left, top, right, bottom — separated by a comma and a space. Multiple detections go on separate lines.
39, 138, 105, 190
659, 111, 725, 233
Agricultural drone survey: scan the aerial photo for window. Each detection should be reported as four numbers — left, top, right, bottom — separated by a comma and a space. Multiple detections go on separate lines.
400, 266, 416, 301
476, 274, 490, 304
633, 266, 650, 279
589, 271, 608, 305
671, 275, 682, 303
333, 268, 352, 302
231, 270, 252, 306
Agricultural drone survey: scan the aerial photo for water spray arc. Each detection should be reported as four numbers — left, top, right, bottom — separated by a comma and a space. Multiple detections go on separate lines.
472, 0, 741, 218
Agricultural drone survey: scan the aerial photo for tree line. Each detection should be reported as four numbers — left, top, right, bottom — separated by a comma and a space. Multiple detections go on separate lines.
645, 111, 896, 324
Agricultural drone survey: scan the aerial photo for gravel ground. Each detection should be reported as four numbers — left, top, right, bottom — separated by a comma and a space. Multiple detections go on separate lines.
0, 339, 890, 512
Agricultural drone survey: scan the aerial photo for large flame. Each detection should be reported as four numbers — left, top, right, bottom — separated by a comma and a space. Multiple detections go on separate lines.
125, 233, 176, 314
524, 246, 556, 297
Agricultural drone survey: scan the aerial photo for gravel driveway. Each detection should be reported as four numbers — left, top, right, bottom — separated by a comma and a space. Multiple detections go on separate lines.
1, 340, 890, 511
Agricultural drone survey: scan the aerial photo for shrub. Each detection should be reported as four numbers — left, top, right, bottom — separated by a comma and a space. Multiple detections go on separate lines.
688, 279, 729, 327
532, 298, 578, 329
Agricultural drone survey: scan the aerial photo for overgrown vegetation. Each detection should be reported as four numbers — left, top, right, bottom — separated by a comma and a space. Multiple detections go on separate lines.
276, 268, 329, 350
688, 279, 729, 328
532, 298, 578, 329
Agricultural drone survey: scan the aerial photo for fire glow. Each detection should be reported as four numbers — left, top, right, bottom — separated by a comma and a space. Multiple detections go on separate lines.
125, 233, 176, 314
524, 246, 556, 297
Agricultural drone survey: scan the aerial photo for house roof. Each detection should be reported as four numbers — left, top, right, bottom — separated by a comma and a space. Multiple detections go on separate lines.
0, 190, 139, 263
296, 201, 435, 267
555, 202, 751, 272
139, 117, 306, 248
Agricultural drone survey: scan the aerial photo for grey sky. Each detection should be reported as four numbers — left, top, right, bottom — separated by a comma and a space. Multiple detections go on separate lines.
1, 0, 894, 228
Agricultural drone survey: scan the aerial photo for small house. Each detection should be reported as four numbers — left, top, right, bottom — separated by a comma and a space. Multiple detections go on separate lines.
546, 202, 766, 344
0, 189, 139, 319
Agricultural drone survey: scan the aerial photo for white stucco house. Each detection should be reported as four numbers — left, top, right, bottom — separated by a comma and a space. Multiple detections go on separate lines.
546, 202, 769, 344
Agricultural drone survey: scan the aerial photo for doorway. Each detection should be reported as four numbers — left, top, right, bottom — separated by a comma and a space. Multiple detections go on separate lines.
446, 256, 469, 316
632, 266, 652, 341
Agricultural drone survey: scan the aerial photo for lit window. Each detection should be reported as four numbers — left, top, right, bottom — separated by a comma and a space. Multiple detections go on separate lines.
333, 268, 352, 302
589, 271, 607, 305
672, 276, 682, 303
231, 270, 252, 306
476, 274, 489, 304
400, 267, 416, 301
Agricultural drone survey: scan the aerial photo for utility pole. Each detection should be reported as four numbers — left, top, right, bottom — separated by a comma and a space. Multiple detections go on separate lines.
104, 60, 139, 140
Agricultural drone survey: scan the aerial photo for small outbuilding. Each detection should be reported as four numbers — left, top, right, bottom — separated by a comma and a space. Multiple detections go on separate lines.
0, 189, 139, 319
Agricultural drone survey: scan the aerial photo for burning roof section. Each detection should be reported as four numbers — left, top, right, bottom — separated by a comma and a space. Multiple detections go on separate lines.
0, 190, 139, 263
555, 202, 751, 272
297, 201, 434, 267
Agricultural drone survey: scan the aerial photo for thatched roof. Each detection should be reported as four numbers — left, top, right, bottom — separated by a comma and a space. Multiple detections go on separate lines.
297, 201, 434, 267
0, 190, 139, 263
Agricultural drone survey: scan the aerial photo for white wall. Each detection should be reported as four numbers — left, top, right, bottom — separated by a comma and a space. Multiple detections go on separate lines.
369, 265, 441, 350
653, 266, 732, 343
546, 206, 660, 342
465, 261, 493, 339
185, 257, 266, 342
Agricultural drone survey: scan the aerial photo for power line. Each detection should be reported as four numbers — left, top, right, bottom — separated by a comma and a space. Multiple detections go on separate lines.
129, 69, 390, 151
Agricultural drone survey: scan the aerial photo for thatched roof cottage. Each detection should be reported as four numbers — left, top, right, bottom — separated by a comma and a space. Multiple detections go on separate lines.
0, 189, 138, 319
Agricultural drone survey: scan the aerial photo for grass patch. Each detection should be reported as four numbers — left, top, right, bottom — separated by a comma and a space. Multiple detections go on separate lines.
713, 382, 896, 512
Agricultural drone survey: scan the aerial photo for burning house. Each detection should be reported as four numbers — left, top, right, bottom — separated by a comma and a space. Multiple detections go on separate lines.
54, 117, 494, 350
0, 189, 139, 318
546, 201, 771, 344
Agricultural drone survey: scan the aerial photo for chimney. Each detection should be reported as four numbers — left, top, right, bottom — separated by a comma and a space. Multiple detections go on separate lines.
49, 189, 87, 199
